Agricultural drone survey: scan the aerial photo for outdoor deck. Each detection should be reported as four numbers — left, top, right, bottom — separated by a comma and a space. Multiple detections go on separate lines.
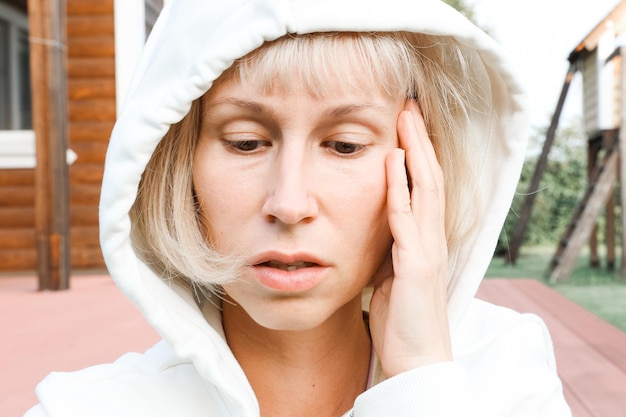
1, 275, 625, 416
477, 279, 626, 417
1, 274, 160, 416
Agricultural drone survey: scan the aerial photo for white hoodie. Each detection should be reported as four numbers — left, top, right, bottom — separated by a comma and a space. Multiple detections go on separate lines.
26, 0, 572, 416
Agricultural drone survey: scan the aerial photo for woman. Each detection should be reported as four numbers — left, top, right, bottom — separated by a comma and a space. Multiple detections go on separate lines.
26, 0, 572, 416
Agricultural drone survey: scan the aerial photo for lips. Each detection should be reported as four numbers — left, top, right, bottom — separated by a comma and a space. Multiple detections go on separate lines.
250, 252, 328, 292
251, 252, 325, 269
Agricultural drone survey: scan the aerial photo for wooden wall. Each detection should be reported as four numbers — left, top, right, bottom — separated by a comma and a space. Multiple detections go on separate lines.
0, 0, 114, 272
66, 0, 115, 269
1, 1, 171, 273
612, 54, 622, 129
582, 51, 600, 136
582, 46, 624, 137
0, 1, 35, 270
0, 168, 36, 270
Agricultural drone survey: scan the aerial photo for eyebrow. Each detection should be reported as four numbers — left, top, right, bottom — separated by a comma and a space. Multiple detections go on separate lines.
205, 98, 390, 119
326, 104, 390, 119
204, 98, 274, 116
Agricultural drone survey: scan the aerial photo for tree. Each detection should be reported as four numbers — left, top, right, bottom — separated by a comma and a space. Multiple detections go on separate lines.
497, 118, 588, 255
443, 0, 477, 23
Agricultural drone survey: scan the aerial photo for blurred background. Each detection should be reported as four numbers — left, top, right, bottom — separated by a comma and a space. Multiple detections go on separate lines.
1, 1, 625, 416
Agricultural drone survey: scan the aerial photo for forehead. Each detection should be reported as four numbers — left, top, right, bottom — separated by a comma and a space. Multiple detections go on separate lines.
203, 74, 405, 123
210, 32, 414, 99
206, 71, 397, 104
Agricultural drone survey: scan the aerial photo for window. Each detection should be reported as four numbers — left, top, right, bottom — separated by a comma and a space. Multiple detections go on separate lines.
0, 1, 32, 169
0, 1, 31, 130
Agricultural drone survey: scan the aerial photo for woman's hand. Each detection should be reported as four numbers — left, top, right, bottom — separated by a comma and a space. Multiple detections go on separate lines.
369, 100, 452, 377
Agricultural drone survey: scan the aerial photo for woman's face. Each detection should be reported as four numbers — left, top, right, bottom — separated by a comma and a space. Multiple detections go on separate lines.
193, 77, 404, 331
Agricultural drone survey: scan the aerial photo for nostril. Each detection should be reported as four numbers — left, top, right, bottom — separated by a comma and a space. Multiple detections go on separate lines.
264, 213, 279, 224
261, 192, 319, 225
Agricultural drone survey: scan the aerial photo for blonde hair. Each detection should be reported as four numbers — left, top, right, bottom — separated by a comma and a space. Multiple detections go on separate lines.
130, 32, 490, 290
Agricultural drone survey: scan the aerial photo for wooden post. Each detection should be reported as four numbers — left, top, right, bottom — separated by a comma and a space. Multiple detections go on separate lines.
603, 130, 618, 271
507, 62, 577, 264
588, 137, 601, 268
28, 0, 71, 290
606, 191, 616, 270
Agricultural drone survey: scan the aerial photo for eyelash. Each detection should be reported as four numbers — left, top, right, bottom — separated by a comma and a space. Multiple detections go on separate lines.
322, 140, 365, 155
223, 139, 270, 154
222, 139, 366, 156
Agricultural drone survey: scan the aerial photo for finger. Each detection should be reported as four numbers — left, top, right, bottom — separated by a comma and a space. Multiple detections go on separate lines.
399, 101, 444, 207
397, 102, 446, 237
385, 149, 419, 261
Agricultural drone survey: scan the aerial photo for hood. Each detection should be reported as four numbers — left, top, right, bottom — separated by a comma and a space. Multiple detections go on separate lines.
99, 0, 527, 412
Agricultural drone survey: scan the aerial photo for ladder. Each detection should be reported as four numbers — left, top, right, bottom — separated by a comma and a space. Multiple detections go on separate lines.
548, 140, 619, 282
507, 63, 578, 264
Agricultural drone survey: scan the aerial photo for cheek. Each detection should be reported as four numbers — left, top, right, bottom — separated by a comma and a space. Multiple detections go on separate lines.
194, 185, 252, 251
338, 158, 388, 213
333, 157, 392, 246
193, 156, 247, 250
193, 170, 273, 257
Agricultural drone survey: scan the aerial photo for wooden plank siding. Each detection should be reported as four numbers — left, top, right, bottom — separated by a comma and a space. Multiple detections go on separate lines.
582, 51, 600, 136
0, 169, 36, 269
612, 55, 622, 129
0, 1, 171, 273
64, 0, 115, 270
0, 1, 114, 272
0, 1, 32, 270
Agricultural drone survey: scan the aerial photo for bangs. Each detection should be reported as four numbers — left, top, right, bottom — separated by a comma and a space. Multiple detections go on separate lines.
134, 29, 487, 289
217, 32, 421, 97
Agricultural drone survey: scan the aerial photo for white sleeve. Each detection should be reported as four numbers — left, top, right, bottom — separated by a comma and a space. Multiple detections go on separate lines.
501, 315, 573, 417
23, 404, 48, 417
353, 362, 471, 416
352, 314, 572, 417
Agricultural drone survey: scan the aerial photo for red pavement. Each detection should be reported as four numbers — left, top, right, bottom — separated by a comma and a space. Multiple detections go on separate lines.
8, 275, 623, 416
0, 274, 160, 417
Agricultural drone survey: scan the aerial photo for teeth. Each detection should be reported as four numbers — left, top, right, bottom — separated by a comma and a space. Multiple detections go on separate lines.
265, 260, 315, 271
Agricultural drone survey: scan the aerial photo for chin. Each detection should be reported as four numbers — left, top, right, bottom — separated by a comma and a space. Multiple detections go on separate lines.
223, 279, 366, 334
245, 301, 334, 332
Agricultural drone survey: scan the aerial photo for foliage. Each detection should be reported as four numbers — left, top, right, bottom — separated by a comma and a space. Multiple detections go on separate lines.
442, 0, 477, 23
556, 284, 626, 332
498, 118, 590, 253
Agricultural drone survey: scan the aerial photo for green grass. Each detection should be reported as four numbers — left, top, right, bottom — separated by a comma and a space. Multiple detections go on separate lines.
486, 245, 626, 332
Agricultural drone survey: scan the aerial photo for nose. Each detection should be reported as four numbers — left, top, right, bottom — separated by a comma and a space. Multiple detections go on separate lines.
261, 151, 319, 225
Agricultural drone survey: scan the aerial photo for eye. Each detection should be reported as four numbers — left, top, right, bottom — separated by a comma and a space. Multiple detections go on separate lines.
224, 139, 270, 153
323, 141, 364, 155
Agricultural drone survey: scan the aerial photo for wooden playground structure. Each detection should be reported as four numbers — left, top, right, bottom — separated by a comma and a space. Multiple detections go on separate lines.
508, 1, 626, 282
